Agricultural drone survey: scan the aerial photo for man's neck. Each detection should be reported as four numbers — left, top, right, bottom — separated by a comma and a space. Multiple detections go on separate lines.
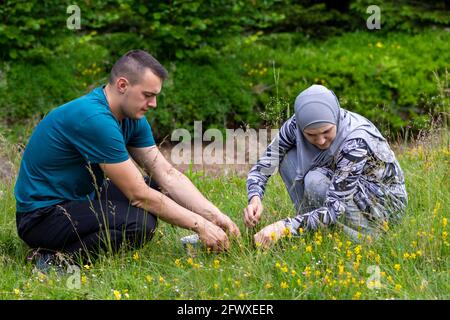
103, 84, 124, 122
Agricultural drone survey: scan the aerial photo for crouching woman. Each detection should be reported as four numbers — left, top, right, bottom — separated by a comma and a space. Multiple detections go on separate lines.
244, 85, 407, 247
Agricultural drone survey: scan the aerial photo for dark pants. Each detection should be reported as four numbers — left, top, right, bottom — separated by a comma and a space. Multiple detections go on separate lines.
16, 176, 158, 258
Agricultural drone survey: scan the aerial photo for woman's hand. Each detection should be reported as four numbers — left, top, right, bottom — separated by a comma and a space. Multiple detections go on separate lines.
243, 196, 263, 227
254, 220, 288, 249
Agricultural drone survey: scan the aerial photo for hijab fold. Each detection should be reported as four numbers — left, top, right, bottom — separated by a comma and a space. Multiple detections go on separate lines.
293, 85, 395, 184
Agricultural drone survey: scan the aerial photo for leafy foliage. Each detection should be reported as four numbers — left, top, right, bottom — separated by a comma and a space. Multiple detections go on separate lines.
0, 0, 449, 140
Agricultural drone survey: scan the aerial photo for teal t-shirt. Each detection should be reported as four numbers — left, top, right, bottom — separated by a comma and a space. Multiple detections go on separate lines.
14, 86, 156, 213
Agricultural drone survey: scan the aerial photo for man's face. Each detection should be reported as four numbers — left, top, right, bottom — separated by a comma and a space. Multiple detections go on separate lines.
303, 124, 337, 150
120, 69, 162, 120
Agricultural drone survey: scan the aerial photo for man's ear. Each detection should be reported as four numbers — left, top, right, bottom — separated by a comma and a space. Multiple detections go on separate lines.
116, 77, 129, 94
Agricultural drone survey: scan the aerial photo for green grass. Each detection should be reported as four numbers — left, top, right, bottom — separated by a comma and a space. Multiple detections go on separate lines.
0, 131, 448, 300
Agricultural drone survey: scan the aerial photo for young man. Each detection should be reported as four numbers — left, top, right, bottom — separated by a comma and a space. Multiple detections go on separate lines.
15, 50, 240, 269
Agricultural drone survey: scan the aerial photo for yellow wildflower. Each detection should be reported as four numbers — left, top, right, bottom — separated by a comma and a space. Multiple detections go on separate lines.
394, 284, 402, 291
433, 202, 441, 216
305, 245, 312, 253
81, 275, 87, 285
353, 292, 362, 300
132, 252, 139, 261
367, 280, 381, 289
338, 265, 345, 276
146, 275, 153, 283
375, 42, 383, 48
175, 259, 182, 267
303, 266, 311, 277
403, 252, 410, 259
270, 232, 276, 241
346, 250, 353, 258
291, 270, 297, 277
394, 264, 401, 271
265, 282, 272, 289
187, 258, 194, 265
280, 282, 288, 289
443, 231, 448, 240
282, 227, 291, 237
113, 290, 122, 300
443, 218, 448, 228
213, 259, 220, 269
13, 289, 21, 295
280, 266, 288, 273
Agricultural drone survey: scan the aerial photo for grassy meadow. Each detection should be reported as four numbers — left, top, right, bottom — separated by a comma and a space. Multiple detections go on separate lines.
0, 0, 449, 303
0, 128, 448, 300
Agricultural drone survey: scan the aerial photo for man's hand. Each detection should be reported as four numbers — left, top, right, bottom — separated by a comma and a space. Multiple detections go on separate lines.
211, 212, 241, 237
128, 145, 241, 241
196, 219, 231, 252
243, 196, 263, 228
254, 220, 288, 249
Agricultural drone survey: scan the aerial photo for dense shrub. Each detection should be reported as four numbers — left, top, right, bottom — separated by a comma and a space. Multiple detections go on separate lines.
0, 1, 448, 141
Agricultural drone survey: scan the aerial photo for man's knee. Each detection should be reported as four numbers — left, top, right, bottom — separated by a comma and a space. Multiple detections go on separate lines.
128, 213, 158, 245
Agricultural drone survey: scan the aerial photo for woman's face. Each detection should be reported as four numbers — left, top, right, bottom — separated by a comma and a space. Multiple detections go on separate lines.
303, 124, 337, 150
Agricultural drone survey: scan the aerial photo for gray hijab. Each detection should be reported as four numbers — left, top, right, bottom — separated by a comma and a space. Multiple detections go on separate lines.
294, 84, 395, 181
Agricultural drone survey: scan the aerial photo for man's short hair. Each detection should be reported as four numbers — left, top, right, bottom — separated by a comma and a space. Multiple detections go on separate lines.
109, 50, 168, 85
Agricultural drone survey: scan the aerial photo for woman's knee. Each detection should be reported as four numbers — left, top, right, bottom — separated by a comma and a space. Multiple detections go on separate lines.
279, 147, 298, 184
304, 169, 330, 205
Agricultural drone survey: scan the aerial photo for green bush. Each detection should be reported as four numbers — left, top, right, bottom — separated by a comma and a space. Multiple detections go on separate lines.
148, 59, 259, 139
1, 29, 448, 142
351, 0, 450, 33
0, 37, 110, 122
231, 30, 450, 136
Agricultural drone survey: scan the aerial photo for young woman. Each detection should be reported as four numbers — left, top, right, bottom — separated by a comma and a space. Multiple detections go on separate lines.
244, 84, 407, 248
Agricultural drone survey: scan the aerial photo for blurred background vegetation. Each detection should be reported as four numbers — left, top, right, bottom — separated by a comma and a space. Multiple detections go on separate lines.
0, 0, 449, 143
